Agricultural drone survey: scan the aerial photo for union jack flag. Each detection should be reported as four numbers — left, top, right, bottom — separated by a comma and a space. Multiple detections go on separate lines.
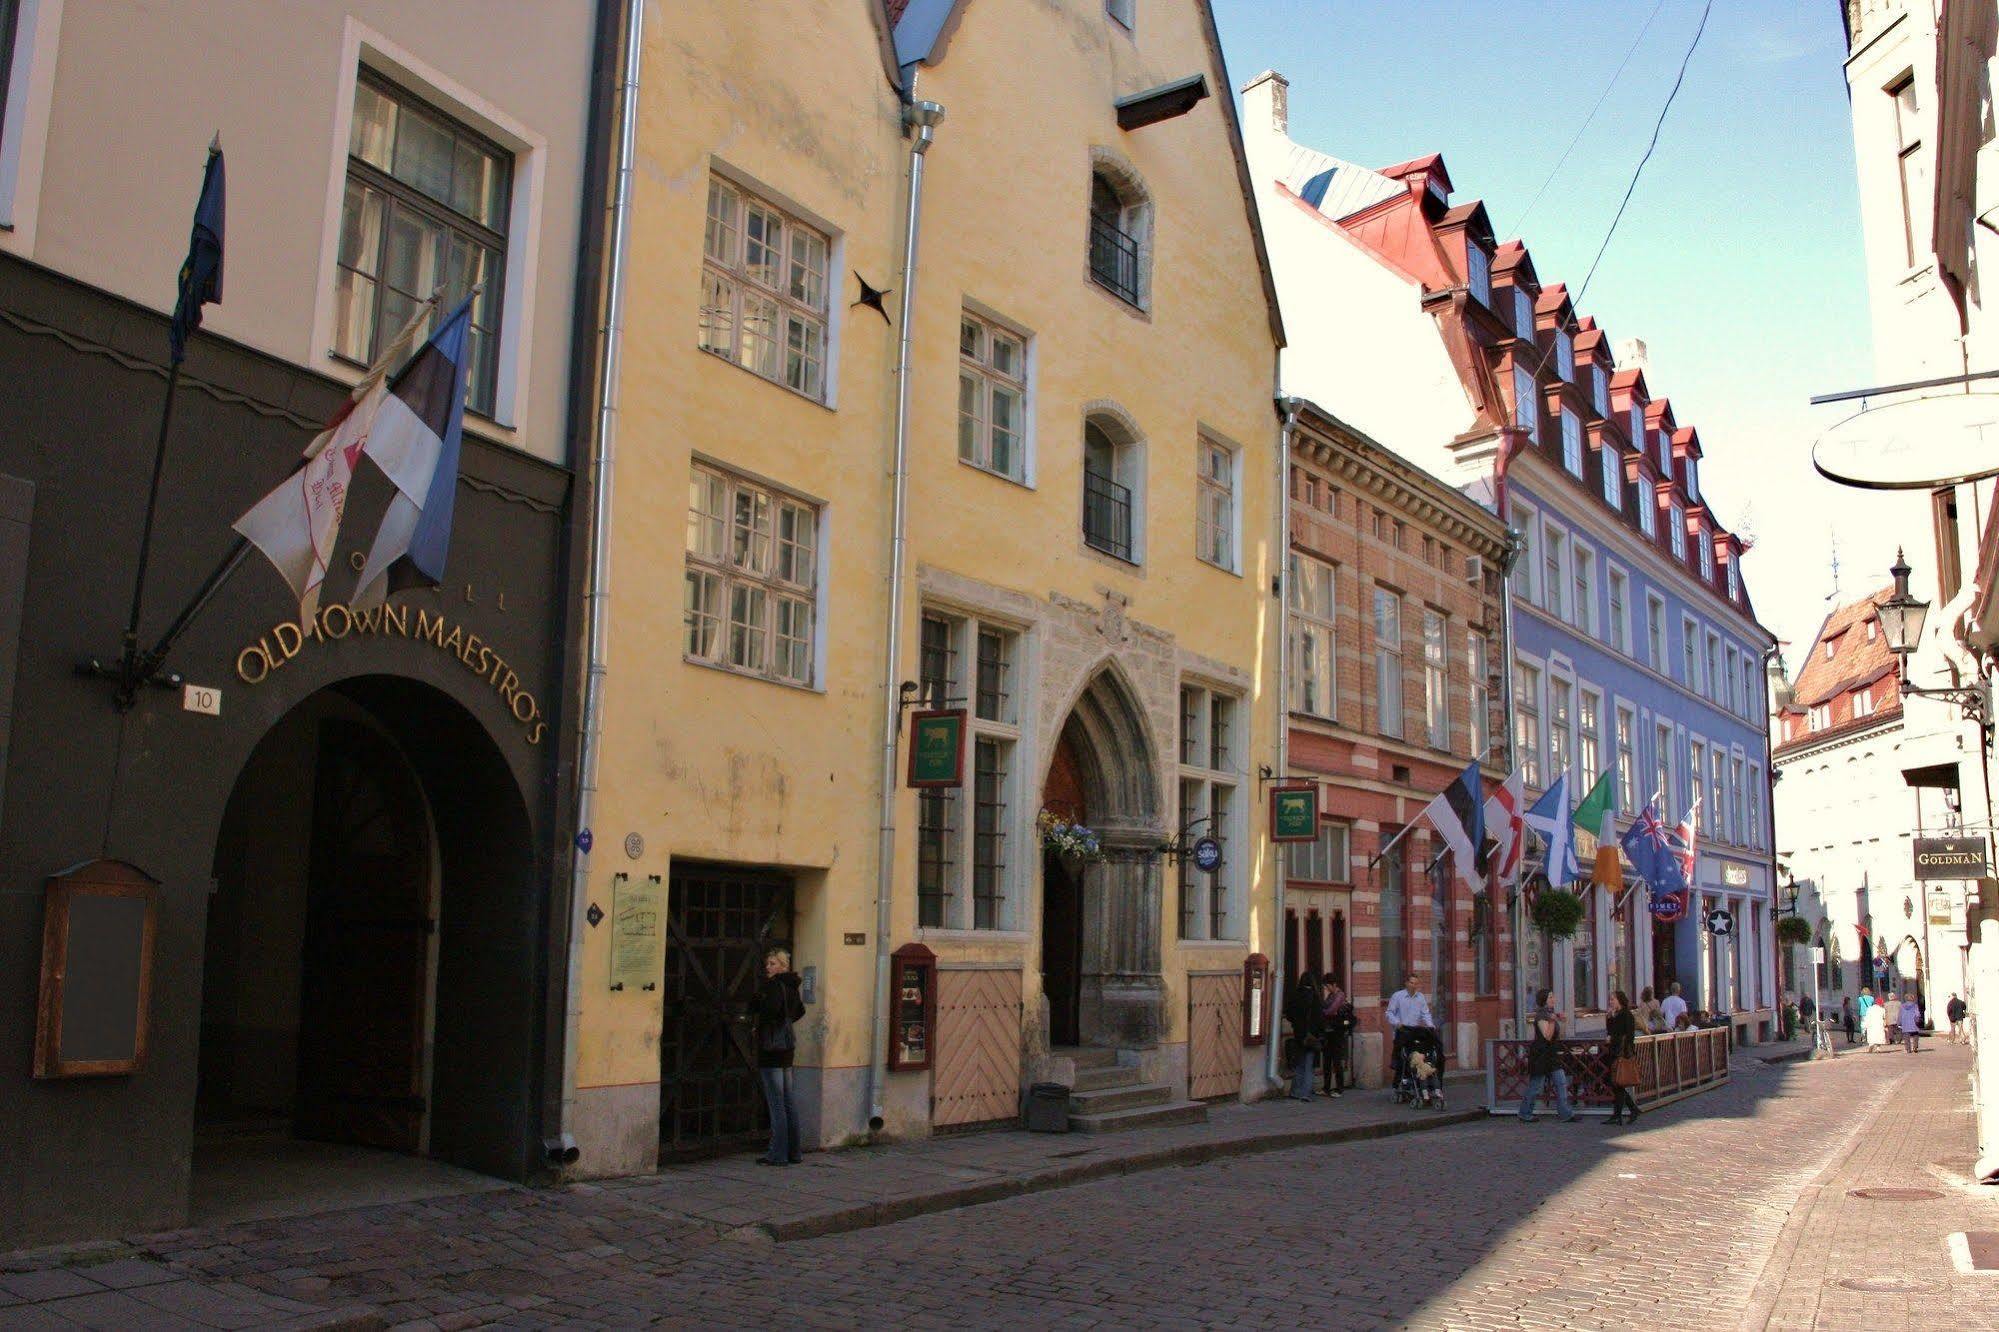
1669, 799, 1700, 886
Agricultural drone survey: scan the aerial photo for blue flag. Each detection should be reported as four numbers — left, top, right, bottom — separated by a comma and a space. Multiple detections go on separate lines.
169, 142, 225, 365
1523, 771, 1579, 886
1415, 760, 1486, 892
1622, 803, 1689, 920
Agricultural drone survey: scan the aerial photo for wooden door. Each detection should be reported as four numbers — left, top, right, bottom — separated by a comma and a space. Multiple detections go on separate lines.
1041, 852, 1082, 1047
294, 721, 432, 1152
660, 866, 793, 1156
933, 968, 1022, 1127
1188, 972, 1242, 1100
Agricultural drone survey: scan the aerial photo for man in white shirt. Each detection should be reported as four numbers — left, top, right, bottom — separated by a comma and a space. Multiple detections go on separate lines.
1660, 981, 1689, 1031
1385, 973, 1434, 1090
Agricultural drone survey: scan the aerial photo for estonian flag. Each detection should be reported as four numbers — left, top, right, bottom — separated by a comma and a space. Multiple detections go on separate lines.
1416, 760, 1486, 895
169, 139, 225, 365
352, 295, 474, 609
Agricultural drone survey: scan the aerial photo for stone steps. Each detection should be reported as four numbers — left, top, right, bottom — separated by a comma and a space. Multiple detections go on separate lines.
1066, 1081, 1170, 1116
1048, 1046, 1210, 1134
1067, 1097, 1210, 1134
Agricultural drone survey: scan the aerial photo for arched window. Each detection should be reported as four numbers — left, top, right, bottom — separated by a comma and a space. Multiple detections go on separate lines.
1082, 413, 1146, 563
1087, 153, 1153, 309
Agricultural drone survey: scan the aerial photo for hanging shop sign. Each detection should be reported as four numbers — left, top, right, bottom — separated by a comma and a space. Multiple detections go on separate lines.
906, 709, 966, 788
1928, 888, 1956, 925
1648, 886, 1689, 922
1705, 907, 1735, 937
1913, 836, 1988, 880
1192, 836, 1223, 872
233, 602, 546, 744
1269, 783, 1320, 843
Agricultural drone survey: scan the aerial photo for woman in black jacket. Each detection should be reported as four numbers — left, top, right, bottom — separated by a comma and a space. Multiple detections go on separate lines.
1605, 989, 1641, 1126
1285, 971, 1324, 1101
754, 947, 806, 1165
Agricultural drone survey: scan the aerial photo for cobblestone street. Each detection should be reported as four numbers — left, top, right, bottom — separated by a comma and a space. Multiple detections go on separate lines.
3, 1041, 1995, 1328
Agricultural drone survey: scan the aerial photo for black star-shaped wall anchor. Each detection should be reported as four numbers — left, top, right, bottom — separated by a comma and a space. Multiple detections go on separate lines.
853, 272, 892, 324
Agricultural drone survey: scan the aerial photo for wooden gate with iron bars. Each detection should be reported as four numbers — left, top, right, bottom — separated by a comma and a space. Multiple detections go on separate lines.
931, 967, 1022, 1128
1187, 971, 1242, 1101
660, 865, 793, 1156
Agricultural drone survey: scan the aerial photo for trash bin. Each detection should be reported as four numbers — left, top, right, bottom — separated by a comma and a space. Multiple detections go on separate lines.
1024, 1082, 1071, 1133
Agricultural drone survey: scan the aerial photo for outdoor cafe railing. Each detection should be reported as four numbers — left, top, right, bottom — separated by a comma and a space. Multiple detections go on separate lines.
1483, 1026, 1732, 1115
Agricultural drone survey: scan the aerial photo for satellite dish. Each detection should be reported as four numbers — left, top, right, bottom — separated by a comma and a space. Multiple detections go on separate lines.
1812, 392, 1999, 491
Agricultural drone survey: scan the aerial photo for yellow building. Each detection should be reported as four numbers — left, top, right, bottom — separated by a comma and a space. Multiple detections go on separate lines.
572, 0, 1284, 1175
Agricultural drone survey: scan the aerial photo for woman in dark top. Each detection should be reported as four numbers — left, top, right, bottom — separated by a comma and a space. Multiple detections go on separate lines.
1285, 971, 1324, 1102
1605, 989, 1641, 1126
754, 947, 806, 1166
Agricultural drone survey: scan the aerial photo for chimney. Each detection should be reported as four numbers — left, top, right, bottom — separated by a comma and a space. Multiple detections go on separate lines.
1241, 69, 1288, 136
1615, 337, 1650, 374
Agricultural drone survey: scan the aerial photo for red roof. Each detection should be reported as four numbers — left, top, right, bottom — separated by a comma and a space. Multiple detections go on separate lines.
1378, 152, 1453, 195
1775, 587, 1905, 754
1337, 192, 1460, 293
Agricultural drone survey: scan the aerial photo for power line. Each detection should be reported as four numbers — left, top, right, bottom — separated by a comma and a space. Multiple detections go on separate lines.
1507, 0, 1670, 239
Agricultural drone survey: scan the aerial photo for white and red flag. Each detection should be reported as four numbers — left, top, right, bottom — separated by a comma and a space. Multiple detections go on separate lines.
232, 297, 437, 621
1482, 767, 1527, 891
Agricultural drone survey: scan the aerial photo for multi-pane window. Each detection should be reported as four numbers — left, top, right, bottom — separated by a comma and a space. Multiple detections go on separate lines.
1669, 506, 1687, 559
1513, 364, 1539, 442
1609, 568, 1629, 654
1808, 703, 1830, 732
1637, 477, 1656, 537
1178, 686, 1241, 940
1543, 528, 1565, 618
1374, 588, 1404, 739
1555, 328, 1574, 381
1730, 755, 1745, 845
1890, 74, 1926, 267
1724, 650, 1738, 716
1286, 822, 1350, 883
958, 312, 1026, 482
1469, 631, 1492, 762
1196, 438, 1237, 571
1601, 444, 1623, 509
1561, 408, 1583, 476
685, 464, 818, 686
1514, 287, 1533, 340
1423, 610, 1448, 750
917, 611, 1020, 930
1728, 561, 1740, 602
1706, 633, 1721, 703
1516, 663, 1543, 788
1378, 837, 1406, 1001
700, 176, 830, 400
1573, 547, 1595, 635
1579, 689, 1602, 791
1685, 458, 1701, 503
1657, 431, 1672, 476
1646, 596, 1666, 670
337, 73, 510, 416
1549, 678, 1574, 779
1466, 243, 1490, 305
1083, 421, 1137, 561
1654, 722, 1674, 808
1747, 768, 1763, 849
1689, 741, 1707, 819
1629, 403, 1645, 451
1289, 553, 1336, 718
1699, 530, 1714, 579
1854, 687, 1877, 719
1615, 706, 1636, 811
1089, 172, 1143, 306
1708, 747, 1725, 840
1593, 364, 1609, 415
1512, 506, 1537, 602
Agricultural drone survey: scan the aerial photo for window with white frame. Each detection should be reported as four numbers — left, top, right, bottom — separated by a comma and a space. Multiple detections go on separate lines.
1699, 530, 1714, 579
1196, 437, 1237, 571
1682, 616, 1700, 690
1516, 663, 1543, 788
1423, 609, 1449, 749
1601, 444, 1623, 510
1512, 503, 1538, 603
1289, 552, 1337, 718
684, 463, 818, 686
1561, 408, 1583, 476
1555, 328, 1574, 380
700, 175, 830, 401
1593, 364, 1609, 415
1724, 649, 1738, 715
1646, 593, 1665, 670
1654, 721, 1673, 806
1685, 457, 1701, 503
1727, 560, 1740, 601
1689, 739, 1707, 816
1854, 687, 1876, 719
916, 611, 1021, 930
1514, 364, 1539, 442
1657, 431, 1672, 475
1747, 767, 1763, 848
1514, 287, 1533, 339
1083, 418, 1142, 562
1549, 677, 1574, 779
1374, 587, 1404, 739
1615, 704, 1636, 811
1807, 702, 1830, 732
1890, 73, 1926, 267
1466, 242, 1490, 305
958, 310, 1027, 482
1730, 754, 1745, 844
1608, 568, 1629, 654
1469, 630, 1492, 762
1629, 402, 1644, 451
1286, 821, 1350, 883
1579, 688, 1602, 791
1669, 505, 1687, 559
1705, 632, 1721, 703
1573, 545, 1595, 635
1178, 685, 1242, 940
1637, 476, 1656, 537
1708, 747, 1725, 840
337, 73, 511, 416
1543, 526, 1566, 618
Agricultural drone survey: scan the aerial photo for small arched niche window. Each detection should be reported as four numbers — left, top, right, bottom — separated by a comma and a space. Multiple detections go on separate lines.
1082, 415, 1145, 563
1087, 156, 1152, 310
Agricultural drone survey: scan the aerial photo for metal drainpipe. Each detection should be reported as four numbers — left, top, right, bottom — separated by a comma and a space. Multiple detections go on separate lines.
1266, 396, 1301, 1088
556, 0, 645, 1164
1493, 426, 1528, 1036
866, 93, 945, 1134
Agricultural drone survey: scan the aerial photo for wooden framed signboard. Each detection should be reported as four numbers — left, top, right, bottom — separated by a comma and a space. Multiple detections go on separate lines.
35, 859, 158, 1078
907, 709, 966, 789
1269, 783, 1321, 843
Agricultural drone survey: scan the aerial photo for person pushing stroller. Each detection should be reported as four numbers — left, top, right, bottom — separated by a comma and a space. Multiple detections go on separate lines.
1385, 972, 1442, 1108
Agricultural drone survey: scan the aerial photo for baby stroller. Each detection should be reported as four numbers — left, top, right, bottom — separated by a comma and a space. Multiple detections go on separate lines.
1392, 1026, 1446, 1110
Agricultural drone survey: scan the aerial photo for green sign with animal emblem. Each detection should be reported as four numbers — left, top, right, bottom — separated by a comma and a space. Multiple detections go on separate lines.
1270, 783, 1320, 843
907, 709, 966, 788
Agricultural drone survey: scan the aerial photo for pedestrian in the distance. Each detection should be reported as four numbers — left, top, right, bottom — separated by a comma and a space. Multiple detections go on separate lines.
1947, 993, 1967, 1043
1286, 971, 1324, 1101
1637, 987, 1665, 1034
1841, 995, 1856, 1045
1516, 989, 1577, 1124
1320, 981, 1356, 1098
1899, 988, 1922, 1053
754, 947, 806, 1166
1604, 989, 1641, 1126
1860, 987, 1887, 1052
1660, 981, 1688, 1032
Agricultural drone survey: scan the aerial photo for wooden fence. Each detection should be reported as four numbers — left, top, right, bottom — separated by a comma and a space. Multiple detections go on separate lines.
1483, 1026, 1732, 1115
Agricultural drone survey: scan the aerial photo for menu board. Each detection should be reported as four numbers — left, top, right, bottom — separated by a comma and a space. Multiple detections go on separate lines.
610, 875, 664, 992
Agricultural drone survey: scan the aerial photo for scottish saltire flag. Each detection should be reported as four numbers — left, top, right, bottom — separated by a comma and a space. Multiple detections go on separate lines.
1524, 771, 1580, 887
1483, 768, 1527, 890
1416, 761, 1485, 894
1622, 804, 1686, 920
233, 299, 438, 620
352, 296, 475, 610
169, 139, 225, 365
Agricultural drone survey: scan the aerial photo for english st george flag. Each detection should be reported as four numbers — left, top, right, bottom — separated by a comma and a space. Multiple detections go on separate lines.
1483, 767, 1527, 889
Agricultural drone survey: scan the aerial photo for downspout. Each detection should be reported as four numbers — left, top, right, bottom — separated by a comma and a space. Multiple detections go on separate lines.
867, 91, 945, 1134
554, 0, 644, 1165
1265, 396, 1301, 1089
1493, 425, 1527, 1038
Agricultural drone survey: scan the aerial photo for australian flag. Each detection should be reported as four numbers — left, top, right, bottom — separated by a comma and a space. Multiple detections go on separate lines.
1622, 804, 1689, 921
169, 140, 225, 365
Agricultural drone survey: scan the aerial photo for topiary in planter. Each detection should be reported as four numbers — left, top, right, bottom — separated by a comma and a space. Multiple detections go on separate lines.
1776, 915, 1814, 947
1531, 887, 1586, 940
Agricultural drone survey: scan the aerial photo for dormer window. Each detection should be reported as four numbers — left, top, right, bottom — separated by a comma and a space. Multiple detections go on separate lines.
1636, 477, 1655, 536
1729, 561, 1741, 601
1555, 329, 1574, 381
1601, 445, 1622, 509
1514, 288, 1533, 339
1657, 431, 1672, 475
1561, 408, 1583, 476
1466, 243, 1490, 306
1629, 402, 1643, 449
1592, 365, 1608, 415
1824, 637, 1836, 660
1699, 531, 1714, 579
1669, 504, 1686, 559
1513, 363, 1538, 442
1864, 617, 1876, 641
1685, 458, 1700, 502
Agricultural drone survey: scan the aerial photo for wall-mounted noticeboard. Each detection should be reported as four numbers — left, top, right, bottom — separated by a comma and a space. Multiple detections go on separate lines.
609, 873, 665, 993
35, 859, 158, 1078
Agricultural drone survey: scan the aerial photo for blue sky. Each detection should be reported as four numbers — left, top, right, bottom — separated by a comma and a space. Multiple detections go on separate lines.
1211, 0, 1919, 659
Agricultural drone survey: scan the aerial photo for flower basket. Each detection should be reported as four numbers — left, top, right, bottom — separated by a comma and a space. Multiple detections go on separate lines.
1037, 810, 1107, 863
1776, 915, 1814, 947
1531, 887, 1586, 940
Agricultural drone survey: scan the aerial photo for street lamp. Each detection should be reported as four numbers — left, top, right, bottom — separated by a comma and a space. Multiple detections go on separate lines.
1880, 549, 1990, 728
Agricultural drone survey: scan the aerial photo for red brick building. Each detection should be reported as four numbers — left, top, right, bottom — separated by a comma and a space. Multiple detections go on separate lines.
1282, 400, 1513, 1082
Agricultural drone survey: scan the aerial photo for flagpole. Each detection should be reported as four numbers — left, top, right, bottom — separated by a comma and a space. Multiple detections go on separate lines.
127, 536, 253, 689
112, 357, 188, 709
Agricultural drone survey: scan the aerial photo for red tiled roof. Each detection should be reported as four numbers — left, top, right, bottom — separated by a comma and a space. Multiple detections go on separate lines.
1789, 586, 1901, 708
